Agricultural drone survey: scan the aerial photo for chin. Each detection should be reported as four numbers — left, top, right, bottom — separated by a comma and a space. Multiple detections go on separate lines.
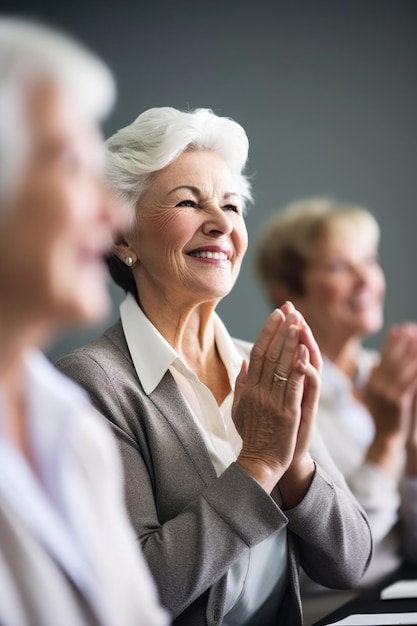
81, 296, 110, 325
63, 289, 110, 328
70, 265, 111, 323
359, 317, 383, 337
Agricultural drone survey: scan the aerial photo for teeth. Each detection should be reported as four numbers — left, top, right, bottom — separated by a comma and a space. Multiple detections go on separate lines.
191, 251, 228, 260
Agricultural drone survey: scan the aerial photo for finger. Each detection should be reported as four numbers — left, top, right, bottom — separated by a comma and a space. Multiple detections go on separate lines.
294, 346, 321, 445
379, 330, 417, 392
264, 316, 301, 387
232, 359, 249, 423
299, 360, 321, 424
286, 307, 323, 375
381, 326, 411, 368
299, 322, 323, 375
280, 300, 295, 317
246, 309, 285, 386
234, 359, 248, 396
402, 322, 417, 341
272, 343, 309, 408
406, 394, 417, 447
392, 357, 417, 394
403, 333, 417, 366
410, 394, 417, 424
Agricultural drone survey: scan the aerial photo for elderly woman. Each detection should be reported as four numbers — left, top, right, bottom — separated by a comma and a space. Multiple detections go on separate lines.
255, 198, 417, 623
57, 108, 372, 626
0, 18, 168, 626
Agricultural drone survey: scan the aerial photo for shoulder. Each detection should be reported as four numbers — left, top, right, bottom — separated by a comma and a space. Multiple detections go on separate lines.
55, 320, 131, 380
26, 349, 90, 409
26, 350, 120, 463
54, 322, 147, 431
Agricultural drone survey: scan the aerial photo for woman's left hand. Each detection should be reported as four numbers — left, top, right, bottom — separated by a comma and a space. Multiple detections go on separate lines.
232, 301, 322, 505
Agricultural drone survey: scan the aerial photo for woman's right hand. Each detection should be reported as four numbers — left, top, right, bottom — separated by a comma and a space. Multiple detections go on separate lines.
232, 303, 321, 498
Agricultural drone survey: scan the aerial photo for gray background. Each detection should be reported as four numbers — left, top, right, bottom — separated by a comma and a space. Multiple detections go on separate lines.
3, 0, 416, 361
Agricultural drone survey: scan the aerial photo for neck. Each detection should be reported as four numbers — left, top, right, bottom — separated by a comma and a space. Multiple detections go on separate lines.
138, 287, 219, 364
314, 331, 362, 381
0, 308, 51, 374
137, 289, 232, 404
0, 350, 33, 458
0, 312, 49, 464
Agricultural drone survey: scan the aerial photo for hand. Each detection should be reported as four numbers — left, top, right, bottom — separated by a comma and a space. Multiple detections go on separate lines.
405, 393, 417, 476
232, 302, 321, 498
362, 323, 417, 474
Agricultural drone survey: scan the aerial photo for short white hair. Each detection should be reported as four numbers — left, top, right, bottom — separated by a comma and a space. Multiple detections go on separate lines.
0, 16, 116, 202
105, 107, 253, 219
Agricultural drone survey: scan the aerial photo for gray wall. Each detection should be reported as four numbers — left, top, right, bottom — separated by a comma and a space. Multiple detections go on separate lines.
4, 0, 416, 361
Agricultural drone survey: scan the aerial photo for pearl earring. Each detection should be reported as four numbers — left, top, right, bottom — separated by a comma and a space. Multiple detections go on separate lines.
125, 256, 133, 267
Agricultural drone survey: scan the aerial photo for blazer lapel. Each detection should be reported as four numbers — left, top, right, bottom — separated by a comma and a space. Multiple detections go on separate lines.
150, 371, 218, 484
105, 321, 218, 484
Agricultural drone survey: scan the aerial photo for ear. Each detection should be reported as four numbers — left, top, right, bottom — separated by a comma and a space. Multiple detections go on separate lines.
112, 233, 138, 265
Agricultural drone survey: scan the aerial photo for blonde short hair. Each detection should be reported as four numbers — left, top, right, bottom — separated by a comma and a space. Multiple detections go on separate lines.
254, 197, 380, 297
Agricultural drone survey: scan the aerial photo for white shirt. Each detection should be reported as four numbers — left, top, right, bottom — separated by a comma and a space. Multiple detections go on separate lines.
301, 348, 417, 626
0, 349, 169, 626
314, 350, 417, 583
120, 293, 288, 626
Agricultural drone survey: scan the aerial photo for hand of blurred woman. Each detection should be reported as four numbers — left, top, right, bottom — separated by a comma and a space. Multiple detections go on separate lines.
405, 393, 417, 476
232, 302, 322, 504
362, 323, 417, 475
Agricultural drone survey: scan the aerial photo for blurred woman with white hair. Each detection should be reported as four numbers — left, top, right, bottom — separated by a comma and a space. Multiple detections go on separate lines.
0, 16, 168, 626
58, 107, 372, 626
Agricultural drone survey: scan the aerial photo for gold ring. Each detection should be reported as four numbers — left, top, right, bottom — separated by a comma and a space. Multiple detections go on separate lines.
273, 373, 288, 383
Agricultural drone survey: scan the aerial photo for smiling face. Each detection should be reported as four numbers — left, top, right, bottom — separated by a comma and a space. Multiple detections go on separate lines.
292, 217, 386, 348
0, 78, 118, 342
121, 149, 248, 310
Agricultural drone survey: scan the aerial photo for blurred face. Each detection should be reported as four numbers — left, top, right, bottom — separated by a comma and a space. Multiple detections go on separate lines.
293, 224, 385, 345
0, 79, 118, 339
126, 149, 248, 307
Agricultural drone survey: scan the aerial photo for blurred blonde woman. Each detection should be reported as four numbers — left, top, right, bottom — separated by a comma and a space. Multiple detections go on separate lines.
0, 17, 168, 626
255, 198, 417, 624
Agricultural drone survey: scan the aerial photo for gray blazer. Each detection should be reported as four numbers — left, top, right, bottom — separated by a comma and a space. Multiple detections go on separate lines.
57, 320, 372, 626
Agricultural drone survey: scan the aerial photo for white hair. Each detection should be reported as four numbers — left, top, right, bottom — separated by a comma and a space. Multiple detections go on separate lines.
0, 16, 116, 203
105, 107, 253, 219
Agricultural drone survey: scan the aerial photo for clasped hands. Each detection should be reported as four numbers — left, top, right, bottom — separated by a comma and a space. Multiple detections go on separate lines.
362, 323, 417, 477
232, 302, 322, 504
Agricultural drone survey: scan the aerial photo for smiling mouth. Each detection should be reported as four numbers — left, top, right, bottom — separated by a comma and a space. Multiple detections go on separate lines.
348, 296, 377, 311
188, 251, 229, 260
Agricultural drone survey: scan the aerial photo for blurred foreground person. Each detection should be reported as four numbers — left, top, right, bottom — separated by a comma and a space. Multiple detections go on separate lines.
0, 17, 168, 626
58, 108, 372, 626
255, 198, 417, 624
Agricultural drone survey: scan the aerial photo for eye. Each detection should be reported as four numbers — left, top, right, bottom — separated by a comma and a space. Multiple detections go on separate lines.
326, 259, 349, 272
364, 253, 380, 266
61, 149, 84, 173
223, 204, 240, 213
176, 199, 198, 208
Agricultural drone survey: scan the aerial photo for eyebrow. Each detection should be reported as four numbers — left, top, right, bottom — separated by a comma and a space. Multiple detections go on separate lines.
168, 185, 240, 200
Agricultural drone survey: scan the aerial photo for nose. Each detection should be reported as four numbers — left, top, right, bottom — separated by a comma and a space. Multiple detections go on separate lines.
202, 203, 233, 237
351, 263, 370, 285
